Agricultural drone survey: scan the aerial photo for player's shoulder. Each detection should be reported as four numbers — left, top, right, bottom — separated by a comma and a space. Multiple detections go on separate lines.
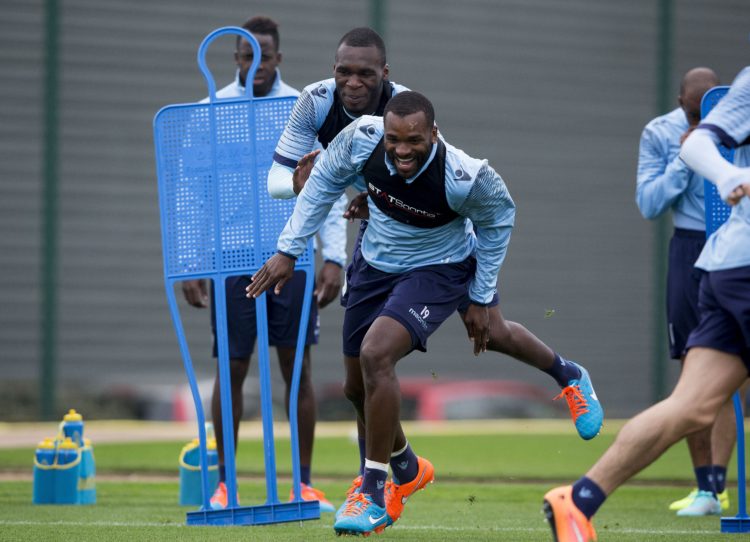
389, 81, 410, 96
444, 140, 484, 183
274, 77, 301, 98
644, 108, 685, 133
301, 78, 337, 100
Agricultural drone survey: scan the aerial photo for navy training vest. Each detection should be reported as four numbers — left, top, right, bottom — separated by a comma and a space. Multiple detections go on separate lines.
361, 138, 459, 228
317, 82, 393, 149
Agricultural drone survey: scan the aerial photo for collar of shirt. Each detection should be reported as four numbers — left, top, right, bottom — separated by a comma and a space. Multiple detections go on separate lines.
383, 141, 438, 184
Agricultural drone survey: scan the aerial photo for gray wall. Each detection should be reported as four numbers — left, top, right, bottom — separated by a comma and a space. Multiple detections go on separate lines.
2, 0, 749, 418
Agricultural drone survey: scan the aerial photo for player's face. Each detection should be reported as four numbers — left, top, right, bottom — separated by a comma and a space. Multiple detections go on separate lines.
235, 34, 281, 98
383, 111, 437, 179
333, 44, 388, 115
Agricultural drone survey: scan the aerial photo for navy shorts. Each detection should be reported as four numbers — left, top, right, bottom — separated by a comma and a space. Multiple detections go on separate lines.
210, 271, 319, 359
686, 265, 750, 372
666, 228, 705, 359
342, 256, 484, 357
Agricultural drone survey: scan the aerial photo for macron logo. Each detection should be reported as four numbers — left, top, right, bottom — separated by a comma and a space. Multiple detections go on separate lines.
376, 480, 385, 490
578, 487, 593, 499
398, 461, 408, 470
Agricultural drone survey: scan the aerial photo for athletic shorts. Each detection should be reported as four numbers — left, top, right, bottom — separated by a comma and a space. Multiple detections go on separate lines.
342, 255, 490, 357
210, 271, 319, 359
686, 265, 750, 372
666, 228, 705, 359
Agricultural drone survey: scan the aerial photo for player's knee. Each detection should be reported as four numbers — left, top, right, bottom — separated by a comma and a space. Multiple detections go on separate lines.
343, 380, 365, 406
228, 357, 250, 383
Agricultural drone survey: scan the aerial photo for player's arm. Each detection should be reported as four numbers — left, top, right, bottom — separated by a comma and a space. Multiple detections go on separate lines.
248, 124, 359, 299
681, 67, 750, 205
635, 125, 692, 219
455, 164, 515, 354
269, 89, 323, 199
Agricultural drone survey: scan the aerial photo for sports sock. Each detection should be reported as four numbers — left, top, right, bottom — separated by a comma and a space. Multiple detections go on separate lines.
300, 465, 311, 486
219, 464, 226, 483
390, 442, 419, 485
713, 465, 727, 493
361, 459, 388, 507
544, 353, 582, 388
572, 477, 606, 519
695, 465, 716, 496
358, 437, 366, 475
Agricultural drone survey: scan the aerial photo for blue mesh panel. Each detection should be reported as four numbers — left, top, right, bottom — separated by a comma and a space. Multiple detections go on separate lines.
701, 87, 733, 236
154, 95, 311, 279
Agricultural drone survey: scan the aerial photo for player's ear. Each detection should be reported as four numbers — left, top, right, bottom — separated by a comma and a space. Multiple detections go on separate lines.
431, 124, 438, 143
276, 51, 283, 64
382, 63, 389, 80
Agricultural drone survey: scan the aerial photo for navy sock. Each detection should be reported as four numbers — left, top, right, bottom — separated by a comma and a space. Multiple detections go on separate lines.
695, 466, 715, 495
713, 465, 727, 493
219, 465, 226, 483
571, 477, 606, 520
544, 353, 582, 388
361, 464, 388, 507
358, 437, 366, 475
300, 465, 311, 486
390, 443, 419, 485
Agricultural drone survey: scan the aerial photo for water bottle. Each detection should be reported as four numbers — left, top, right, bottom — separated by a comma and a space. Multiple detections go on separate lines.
62, 409, 84, 447
32, 438, 57, 504
79, 437, 97, 505
54, 437, 81, 504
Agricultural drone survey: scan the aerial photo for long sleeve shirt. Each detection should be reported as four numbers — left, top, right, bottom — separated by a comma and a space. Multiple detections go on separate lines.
636, 107, 705, 231
277, 116, 515, 304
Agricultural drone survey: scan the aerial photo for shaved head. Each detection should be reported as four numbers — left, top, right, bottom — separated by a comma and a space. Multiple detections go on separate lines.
679, 67, 720, 126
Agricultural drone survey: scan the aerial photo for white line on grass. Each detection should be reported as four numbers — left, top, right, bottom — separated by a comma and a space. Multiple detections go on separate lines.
0, 519, 722, 535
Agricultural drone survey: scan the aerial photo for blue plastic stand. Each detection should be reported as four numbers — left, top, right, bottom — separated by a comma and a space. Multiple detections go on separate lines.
700, 86, 749, 533
153, 26, 319, 526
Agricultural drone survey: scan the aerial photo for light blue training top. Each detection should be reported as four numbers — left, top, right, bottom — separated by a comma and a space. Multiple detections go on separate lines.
277, 116, 516, 305
203, 69, 348, 267
694, 66, 750, 272
636, 108, 705, 231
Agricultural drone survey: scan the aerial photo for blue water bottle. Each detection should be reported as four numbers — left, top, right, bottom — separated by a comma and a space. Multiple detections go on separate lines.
54, 437, 81, 504
32, 438, 57, 504
78, 437, 97, 504
62, 409, 84, 447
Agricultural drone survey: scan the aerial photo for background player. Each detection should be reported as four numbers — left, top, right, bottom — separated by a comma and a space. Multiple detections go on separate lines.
636, 67, 737, 516
181, 15, 344, 512
544, 65, 750, 542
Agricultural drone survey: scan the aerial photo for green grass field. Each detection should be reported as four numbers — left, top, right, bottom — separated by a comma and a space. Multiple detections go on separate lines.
0, 424, 746, 541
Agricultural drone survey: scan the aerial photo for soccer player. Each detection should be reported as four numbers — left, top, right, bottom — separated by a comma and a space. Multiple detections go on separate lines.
180, 15, 343, 512
544, 65, 750, 542
267, 29, 603, 523
248, 90, 602, 535
636, 67, 738, 516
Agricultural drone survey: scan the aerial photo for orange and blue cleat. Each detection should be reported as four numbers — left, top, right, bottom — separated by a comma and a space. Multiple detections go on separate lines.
289, 482, 336, 513
555, 363, 603, 440
333, 492, 391, 536
543, 486, 597, 542
209, 481, 239, 510
384, 456, 435, 523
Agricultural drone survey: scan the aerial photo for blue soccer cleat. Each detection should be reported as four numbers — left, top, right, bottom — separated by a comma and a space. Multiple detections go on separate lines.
333, 492, 391, 537
555, 363, 603, 440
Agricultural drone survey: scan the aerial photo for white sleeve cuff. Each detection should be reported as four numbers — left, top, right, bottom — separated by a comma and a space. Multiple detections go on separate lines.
680, 129, 746, 200
267, 161, 297, 199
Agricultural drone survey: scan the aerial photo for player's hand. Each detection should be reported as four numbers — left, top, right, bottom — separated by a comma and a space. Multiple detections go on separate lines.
463, 303, 490, 355
182, 279, 208, 308
343, 191, 370, 221
314, 261, 342, 308
246, 253, 296, 298
292, 149, 321, 195
726, 183, 750, 206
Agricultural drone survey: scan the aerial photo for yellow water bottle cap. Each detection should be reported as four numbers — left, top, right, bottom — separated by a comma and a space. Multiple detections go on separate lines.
83, 438, 92, 446
58, 437, 78, 450
63, 409, 82, 421
37, 439, 56, 449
